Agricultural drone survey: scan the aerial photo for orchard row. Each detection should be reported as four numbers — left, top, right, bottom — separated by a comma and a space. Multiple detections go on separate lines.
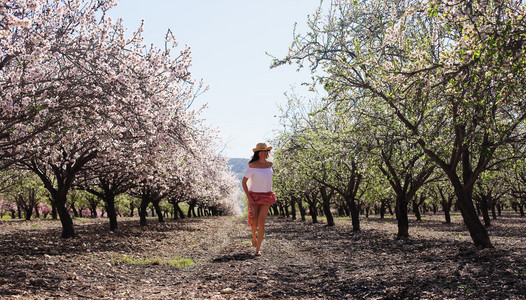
270, 0, 526, 248
0, 0, 239, 237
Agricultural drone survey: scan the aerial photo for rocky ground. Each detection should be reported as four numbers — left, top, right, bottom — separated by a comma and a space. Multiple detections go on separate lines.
0, 211, 525, 299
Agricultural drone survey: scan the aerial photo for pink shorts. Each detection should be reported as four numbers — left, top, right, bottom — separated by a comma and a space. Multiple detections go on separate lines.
247, 191, 277, 227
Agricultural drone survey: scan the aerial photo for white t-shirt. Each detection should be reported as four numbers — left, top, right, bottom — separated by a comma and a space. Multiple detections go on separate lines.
244, 167, 273, 193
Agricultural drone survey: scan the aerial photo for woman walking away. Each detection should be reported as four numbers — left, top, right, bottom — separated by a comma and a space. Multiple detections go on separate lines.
242, 142, 277, 256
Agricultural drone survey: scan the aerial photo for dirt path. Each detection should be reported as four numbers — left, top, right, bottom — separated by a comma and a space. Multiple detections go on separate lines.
179, 217, 338, 299
1, 213, 525, 299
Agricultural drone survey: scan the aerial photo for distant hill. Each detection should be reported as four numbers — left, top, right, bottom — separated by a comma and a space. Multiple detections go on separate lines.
228, 158, 250, 211
228, 158, 249, 184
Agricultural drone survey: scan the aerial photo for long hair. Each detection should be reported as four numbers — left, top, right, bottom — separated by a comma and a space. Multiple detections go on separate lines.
248, 150, 269, 164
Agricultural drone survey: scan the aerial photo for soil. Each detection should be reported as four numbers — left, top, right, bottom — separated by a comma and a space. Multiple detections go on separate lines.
0, 211, 525, 299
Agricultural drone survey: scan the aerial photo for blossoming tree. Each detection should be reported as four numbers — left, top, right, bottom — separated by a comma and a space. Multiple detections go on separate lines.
274, 0, 526, 248
1, 0, 227, 238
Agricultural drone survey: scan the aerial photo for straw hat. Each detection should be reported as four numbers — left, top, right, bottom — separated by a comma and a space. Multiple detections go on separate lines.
253, 142, 272, 152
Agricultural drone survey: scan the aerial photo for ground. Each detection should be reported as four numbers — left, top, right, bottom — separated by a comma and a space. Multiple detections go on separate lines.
0, 212, 525, 299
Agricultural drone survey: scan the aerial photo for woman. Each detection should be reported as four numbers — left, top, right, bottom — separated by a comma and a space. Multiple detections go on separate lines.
242, 142, 277, 256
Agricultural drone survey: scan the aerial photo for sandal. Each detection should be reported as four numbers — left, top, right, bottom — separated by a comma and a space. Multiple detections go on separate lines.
254, 250, 262, 256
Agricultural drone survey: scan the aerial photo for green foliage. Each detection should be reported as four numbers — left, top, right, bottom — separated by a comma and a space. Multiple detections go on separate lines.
273, 0, 526, 247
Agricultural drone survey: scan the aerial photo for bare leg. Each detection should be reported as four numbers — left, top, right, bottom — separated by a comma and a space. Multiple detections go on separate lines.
251, 204, 261, 247
255, 204, 271, 255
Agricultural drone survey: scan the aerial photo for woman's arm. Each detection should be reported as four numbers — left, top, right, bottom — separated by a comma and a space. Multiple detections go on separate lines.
242, 177, 253, 204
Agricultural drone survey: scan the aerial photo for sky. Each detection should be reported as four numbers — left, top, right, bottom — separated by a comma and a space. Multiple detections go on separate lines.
108, 0, 326, 159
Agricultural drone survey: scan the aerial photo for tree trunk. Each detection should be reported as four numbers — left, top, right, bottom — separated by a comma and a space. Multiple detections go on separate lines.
479, 196, 491, 227
25, 208, 32, 220
153, 200, 164, 223
37, 172, 76, 238
342, 203, 350, 217
346, 198, 360, 232
396, 196, 409, 239
25, 190, 36, 220
290, 197, 296, 220
297, 197, 306, 221
56, 195, 75, 238
187, 205, 192, 217
491, 204, 497, 220
309, 202, 318, 224
338, 206, 345, 217
139, 196, 150, 226
172, 203, 179, 220
129, 202, 135, 217
380, 201, 386, 219
443, 204, 451, 224
456, 191, 493, 248
413, 200, 422, 221
322, 197, 334, 226
71, 201, 79, 218
439, 189, 453, 224
51, 200, 57, 219
272, 204, 279, 216
175, 203, 185, 219
90, 205, 97, 218
105, 194, 118, 231
320, 187, 335, 227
